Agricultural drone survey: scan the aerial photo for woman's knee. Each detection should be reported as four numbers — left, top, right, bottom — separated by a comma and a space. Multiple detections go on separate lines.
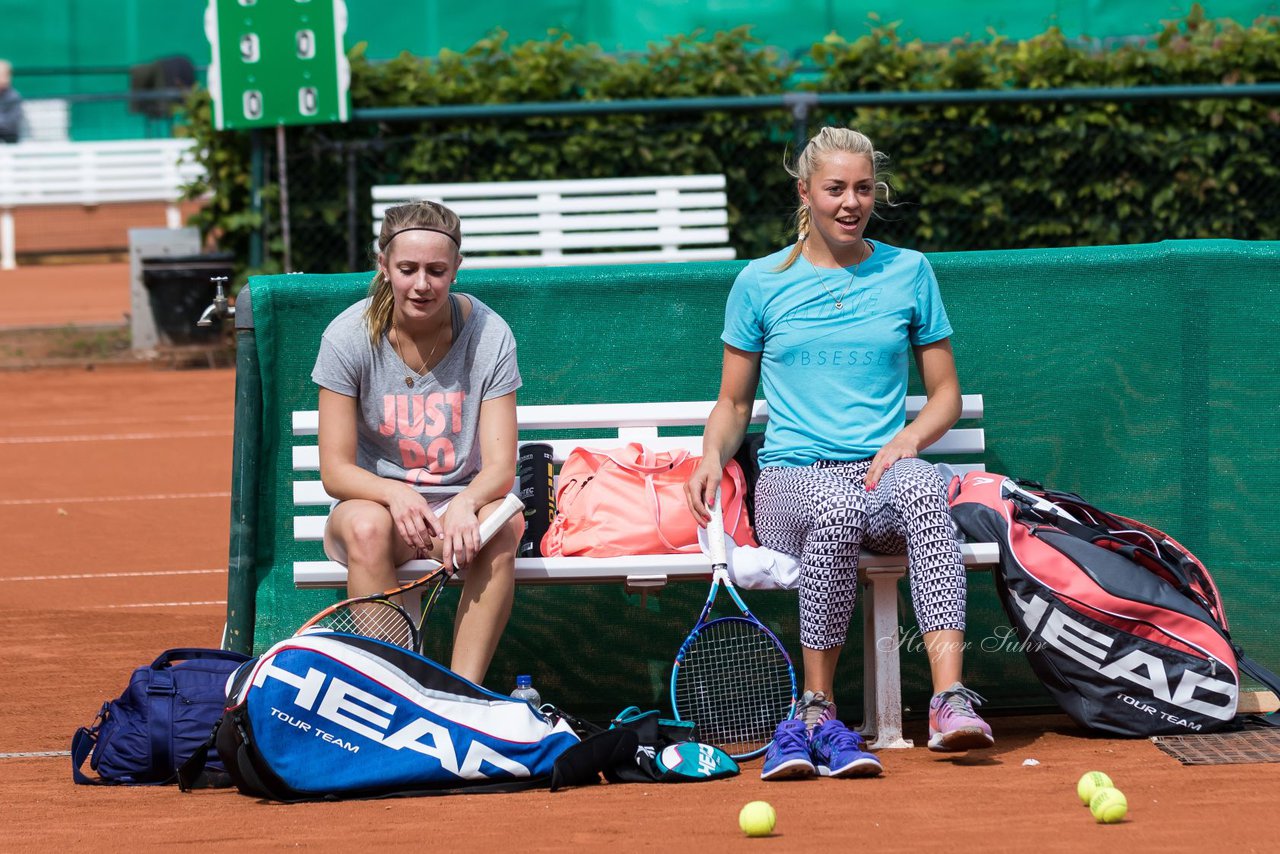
333, 504, 396, 559
886, 457, 945, 490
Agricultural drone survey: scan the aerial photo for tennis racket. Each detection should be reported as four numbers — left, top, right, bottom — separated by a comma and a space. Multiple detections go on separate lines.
670, 488, 798, 759
295, 493, 524, 653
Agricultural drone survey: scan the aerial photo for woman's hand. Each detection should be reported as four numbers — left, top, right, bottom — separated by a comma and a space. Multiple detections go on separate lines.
865, 432, 921, 491
387, 483, 444, 554
684, 457, 724, 526
437, 503, 483, 569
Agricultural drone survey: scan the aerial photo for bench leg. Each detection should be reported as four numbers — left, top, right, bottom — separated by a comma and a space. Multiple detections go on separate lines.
1, 209, 15, 270
860, 566, 914, 749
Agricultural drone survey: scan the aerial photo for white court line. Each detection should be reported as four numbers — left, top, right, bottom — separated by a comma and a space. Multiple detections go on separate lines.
0, 751, 72, 759
0, 430, 231, 445
5, 569, 225, 582
0, 491, 230, 506
98, 600, 227, 609
4, 414, 225, 429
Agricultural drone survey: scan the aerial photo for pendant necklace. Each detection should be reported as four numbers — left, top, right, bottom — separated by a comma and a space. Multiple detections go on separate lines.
392, 322, 444, 388
806, 241, 867, 310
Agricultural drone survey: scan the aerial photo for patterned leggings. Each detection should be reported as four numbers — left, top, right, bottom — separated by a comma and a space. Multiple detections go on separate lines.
754, 457, 966, 650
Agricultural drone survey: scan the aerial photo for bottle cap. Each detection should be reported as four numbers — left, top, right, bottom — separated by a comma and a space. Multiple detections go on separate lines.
516, 674, 532, 687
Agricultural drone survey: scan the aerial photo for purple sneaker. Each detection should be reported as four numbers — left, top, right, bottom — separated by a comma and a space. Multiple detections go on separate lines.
928, 682, 995, 751
810, 720, 882, 778
761, 719, 816, 780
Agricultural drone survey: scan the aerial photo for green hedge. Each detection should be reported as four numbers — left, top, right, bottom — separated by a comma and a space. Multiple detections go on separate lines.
180, 6, 1280, 279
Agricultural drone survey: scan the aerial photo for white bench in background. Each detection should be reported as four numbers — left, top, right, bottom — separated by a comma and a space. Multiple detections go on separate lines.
371, 174, 735, 268
0, 138, 204, 269
290, 396, 999, 749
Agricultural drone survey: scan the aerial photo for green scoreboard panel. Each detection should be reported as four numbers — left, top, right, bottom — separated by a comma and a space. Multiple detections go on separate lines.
204, 0, 350, 130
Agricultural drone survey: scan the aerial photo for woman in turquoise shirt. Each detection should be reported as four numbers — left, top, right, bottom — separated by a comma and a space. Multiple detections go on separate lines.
686, 126, 993, 781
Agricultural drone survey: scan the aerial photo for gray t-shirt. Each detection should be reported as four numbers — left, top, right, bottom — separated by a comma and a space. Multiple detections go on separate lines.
311, 294, 521, 498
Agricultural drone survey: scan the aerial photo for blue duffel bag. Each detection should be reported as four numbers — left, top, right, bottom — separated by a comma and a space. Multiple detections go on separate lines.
72, 647, 251, 785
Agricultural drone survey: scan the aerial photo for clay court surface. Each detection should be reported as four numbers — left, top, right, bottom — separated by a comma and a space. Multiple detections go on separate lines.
2, 265, 1276, 852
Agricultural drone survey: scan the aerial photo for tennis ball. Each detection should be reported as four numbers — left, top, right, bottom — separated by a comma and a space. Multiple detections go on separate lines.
1076, 770, 1114, 805
738, 801, 776, 837
1090, 787, 1128, 824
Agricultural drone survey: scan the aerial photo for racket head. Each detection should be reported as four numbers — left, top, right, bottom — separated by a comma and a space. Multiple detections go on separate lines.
670, 614, 798, 759
300, 597, 419, 649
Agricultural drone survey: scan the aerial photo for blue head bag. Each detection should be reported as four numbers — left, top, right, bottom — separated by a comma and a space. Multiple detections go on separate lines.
208, 632, 580, 800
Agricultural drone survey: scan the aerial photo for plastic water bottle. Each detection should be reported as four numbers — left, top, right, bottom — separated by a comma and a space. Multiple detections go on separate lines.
510, 674, 541, 707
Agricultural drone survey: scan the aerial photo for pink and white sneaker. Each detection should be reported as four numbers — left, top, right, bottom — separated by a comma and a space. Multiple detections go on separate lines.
794, 690, 838, 735
928, 682, 995, 751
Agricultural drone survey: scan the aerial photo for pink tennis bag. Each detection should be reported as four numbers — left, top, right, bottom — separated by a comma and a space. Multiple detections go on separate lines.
541, 443, 756, 558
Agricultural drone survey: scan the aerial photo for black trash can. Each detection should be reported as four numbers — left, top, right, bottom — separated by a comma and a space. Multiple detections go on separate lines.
140, 252, 234, 345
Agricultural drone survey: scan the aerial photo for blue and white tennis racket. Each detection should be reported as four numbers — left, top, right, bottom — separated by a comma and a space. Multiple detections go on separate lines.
670, 489, 797, 759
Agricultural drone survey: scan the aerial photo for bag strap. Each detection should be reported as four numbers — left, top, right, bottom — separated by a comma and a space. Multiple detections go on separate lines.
600, 443, 691, 474
151, 648, 250, 669
719, 461, 750, 541
70, 726, 98, 785
644, 472, 700, 554
146, 668, 177, 782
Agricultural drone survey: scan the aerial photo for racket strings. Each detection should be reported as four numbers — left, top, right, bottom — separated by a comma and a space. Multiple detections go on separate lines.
674, 619, 794, 756
313, 599, 417, 649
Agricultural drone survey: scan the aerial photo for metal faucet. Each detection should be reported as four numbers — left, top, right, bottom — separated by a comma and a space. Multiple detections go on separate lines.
197, 276, 235, 326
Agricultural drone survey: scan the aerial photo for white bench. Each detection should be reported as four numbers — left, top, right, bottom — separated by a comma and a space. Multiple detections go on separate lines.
0, 138, 205, 269
290, 396, 999, 749
371, 175, 735, 268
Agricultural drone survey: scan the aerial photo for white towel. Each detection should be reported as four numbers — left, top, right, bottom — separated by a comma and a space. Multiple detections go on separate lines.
698, 526, 801, 590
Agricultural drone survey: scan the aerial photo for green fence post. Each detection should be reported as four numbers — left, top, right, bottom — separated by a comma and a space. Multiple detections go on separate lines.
224, 285, 261, 653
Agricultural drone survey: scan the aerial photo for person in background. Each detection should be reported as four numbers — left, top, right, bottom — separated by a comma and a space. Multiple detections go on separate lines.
311, 200, 523, 685
0, 60, 27, 143
685, 126, 994, 781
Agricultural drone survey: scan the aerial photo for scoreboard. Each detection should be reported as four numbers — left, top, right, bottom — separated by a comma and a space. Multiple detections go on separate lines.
204, 0, 350, 130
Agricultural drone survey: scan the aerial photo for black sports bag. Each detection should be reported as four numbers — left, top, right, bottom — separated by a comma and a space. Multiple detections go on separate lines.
947, 471, 1280, 737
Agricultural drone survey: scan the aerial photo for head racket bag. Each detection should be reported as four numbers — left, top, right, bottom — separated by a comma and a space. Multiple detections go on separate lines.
188, 632, 580, 800
947, 471, 1280, 736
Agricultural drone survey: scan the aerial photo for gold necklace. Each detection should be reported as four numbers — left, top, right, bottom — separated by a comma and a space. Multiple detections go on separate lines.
392, 321, 445, 388
805, 241, 867, 310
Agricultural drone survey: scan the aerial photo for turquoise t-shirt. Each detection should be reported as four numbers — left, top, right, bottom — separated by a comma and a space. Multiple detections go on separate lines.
722, 240, 953, 468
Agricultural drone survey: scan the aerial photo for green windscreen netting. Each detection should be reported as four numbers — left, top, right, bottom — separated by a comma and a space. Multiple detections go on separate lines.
234, 240, 1280, 720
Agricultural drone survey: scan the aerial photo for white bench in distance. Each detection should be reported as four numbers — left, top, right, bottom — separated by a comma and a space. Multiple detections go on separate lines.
0, 138, 204, 269
371, 174, 735, 268
291, 396, 999, 749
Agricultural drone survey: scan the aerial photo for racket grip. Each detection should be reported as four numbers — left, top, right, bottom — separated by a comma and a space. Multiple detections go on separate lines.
707, 486, 728, 567
479, 493, 525, 545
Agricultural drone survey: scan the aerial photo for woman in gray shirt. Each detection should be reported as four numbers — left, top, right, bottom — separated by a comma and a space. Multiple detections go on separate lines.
312, 200, 523, 685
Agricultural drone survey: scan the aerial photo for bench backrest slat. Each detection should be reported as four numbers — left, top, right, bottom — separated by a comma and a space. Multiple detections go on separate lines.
372, 209, 728, 237
372, 191, 729, 220
371, 174, 727, 200
291, 395, 983, 436
289, 396, 986, 515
